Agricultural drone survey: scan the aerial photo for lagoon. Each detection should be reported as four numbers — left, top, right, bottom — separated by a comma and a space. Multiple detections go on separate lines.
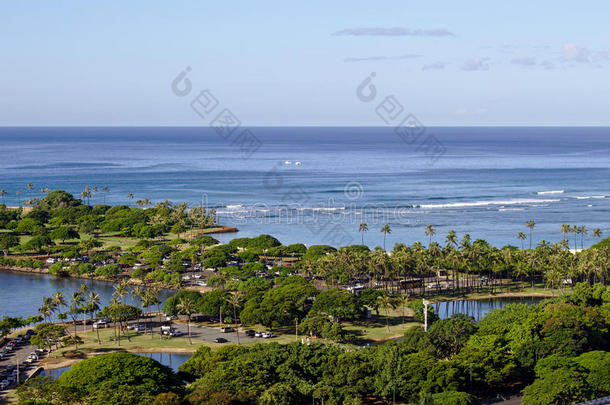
434, 296, 546, 322
0, 270, 174, 319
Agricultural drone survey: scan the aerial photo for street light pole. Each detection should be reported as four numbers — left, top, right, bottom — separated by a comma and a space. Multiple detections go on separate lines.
422, 299, 430, 331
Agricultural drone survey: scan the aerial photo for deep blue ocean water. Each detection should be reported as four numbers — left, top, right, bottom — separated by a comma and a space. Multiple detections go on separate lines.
0, 126, 608, 249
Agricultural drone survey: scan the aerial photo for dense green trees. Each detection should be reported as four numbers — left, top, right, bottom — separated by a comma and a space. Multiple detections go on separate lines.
57, 353, 181, 404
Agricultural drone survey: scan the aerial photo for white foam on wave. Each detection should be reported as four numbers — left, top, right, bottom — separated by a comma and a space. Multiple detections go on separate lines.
419, 198, 561, 209
498, 208, 525, 212
574, 195, 607, 200
537, 190, 564, 195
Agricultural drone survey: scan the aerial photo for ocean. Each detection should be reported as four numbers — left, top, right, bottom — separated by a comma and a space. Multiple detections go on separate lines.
0, 126, 608, 249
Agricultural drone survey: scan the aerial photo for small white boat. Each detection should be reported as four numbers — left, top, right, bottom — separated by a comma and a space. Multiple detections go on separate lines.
284, 160, 292, 165
295, 161, 302, 166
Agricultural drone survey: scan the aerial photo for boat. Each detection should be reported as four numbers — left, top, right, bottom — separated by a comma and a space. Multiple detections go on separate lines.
295, 161, 302, 165
284, 160, 292, 165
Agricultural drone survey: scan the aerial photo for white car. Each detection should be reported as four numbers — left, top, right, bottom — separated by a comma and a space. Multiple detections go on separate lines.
262, 332, 276, 339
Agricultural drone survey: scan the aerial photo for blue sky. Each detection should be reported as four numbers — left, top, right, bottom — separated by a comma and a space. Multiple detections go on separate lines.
1, 1, 609, 126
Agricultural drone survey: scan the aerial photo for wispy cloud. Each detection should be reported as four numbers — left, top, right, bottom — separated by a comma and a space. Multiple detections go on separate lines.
461, 57, 490, 71
422, 61, 448, 71
332, 27, 454, 37
344, 54, 422, 63
561, 44, 590, 63
511, 57, 537, 66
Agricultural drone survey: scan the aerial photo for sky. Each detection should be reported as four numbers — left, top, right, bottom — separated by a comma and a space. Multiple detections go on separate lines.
1, 1, 610, 126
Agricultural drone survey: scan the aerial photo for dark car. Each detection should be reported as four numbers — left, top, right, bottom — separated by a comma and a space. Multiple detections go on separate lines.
214, 337, 228, 343
244, 330, 255, 337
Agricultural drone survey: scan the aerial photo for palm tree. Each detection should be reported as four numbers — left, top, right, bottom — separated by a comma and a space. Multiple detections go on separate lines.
177, 297, 197, 345
87, 291, 101, 343
376, 295, 395, 332
0, 189, 6, 205
571, 225, 579, 251
358, 222, 369, 245
592, 228, 602, 242
52, 292, 67, 322
78, 284, 89, 332
16, 190, 22, 206
517, 232, 527, 250
425, 225, 436, 247
109, 297, 121, 346
127, 192, 134, 206
102, 187, 110, 204
381, 224, 391, 251
560, 224, 570, 246
578, 225, 588, 250
227, 294, 242, 345
445, 230, 457, 248
132, 286, 145, 334
113, 280, 130, 341
68, 292, 84, 349
394, 294, 409, 329
526, 220, 535, 249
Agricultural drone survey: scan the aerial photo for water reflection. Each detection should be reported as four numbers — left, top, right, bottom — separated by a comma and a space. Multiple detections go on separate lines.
434, 296, 544, 322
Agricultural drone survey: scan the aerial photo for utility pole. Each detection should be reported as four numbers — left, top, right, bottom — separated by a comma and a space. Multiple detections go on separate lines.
16, 359, 19, 385
219, 305, 222, 330
422, 299, 430, 331
295, 318, 298, 341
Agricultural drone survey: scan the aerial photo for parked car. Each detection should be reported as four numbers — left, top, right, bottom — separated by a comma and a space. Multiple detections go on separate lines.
214, 337, 228, 343
262, 332, 276, 339
220, 327, 234, 333
244, 330, 255, 337
254, 331, 264, 337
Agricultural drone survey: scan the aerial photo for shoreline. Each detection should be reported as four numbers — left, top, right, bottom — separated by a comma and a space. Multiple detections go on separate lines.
41, 347, 196, 370
0, 266, 178, 291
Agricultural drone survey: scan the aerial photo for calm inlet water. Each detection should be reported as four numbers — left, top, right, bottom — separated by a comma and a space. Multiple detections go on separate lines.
40, 352, 192, 379
434, 296, 545, 321
0, 270, 173, 319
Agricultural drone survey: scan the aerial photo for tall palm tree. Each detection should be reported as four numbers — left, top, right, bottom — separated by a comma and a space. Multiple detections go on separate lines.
381, 224, 391, 251
109, 297, 121, 346
102, 186, 110, 204
517, 232, 527, 250
113, 280, 130, 340
526, 220, 536, 249
560, 224, 570, 246
132, 286, 145, 334
87, 291, 101, 343
571, 225, 579, 251
578, 225, 588, 250
227, 293, 242, 345
177, 297, 197, 345
52, 292, 67, 322
127, 192, 134, 206
445, 230, 457, 249
16, 190, 22, 206
358, 222, 369, 245
0, 189, 6, 205
592, 228, 602, 242
376, 294, 395, 332
78, 284, 89, 332
425, 225, 436, 247
394, 294, 409, 329
68, 292, 84, 349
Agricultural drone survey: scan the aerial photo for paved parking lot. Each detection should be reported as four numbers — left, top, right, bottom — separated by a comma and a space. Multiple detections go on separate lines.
170, 321, 271, 344
0, 335, 44, 398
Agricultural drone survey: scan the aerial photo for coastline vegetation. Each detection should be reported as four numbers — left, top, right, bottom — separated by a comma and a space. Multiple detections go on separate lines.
1, 188, 609, 404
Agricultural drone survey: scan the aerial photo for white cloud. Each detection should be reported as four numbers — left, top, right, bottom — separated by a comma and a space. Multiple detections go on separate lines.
332, 27, 454, 37
561, 44, 590, 63
461, 57, 490, 71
